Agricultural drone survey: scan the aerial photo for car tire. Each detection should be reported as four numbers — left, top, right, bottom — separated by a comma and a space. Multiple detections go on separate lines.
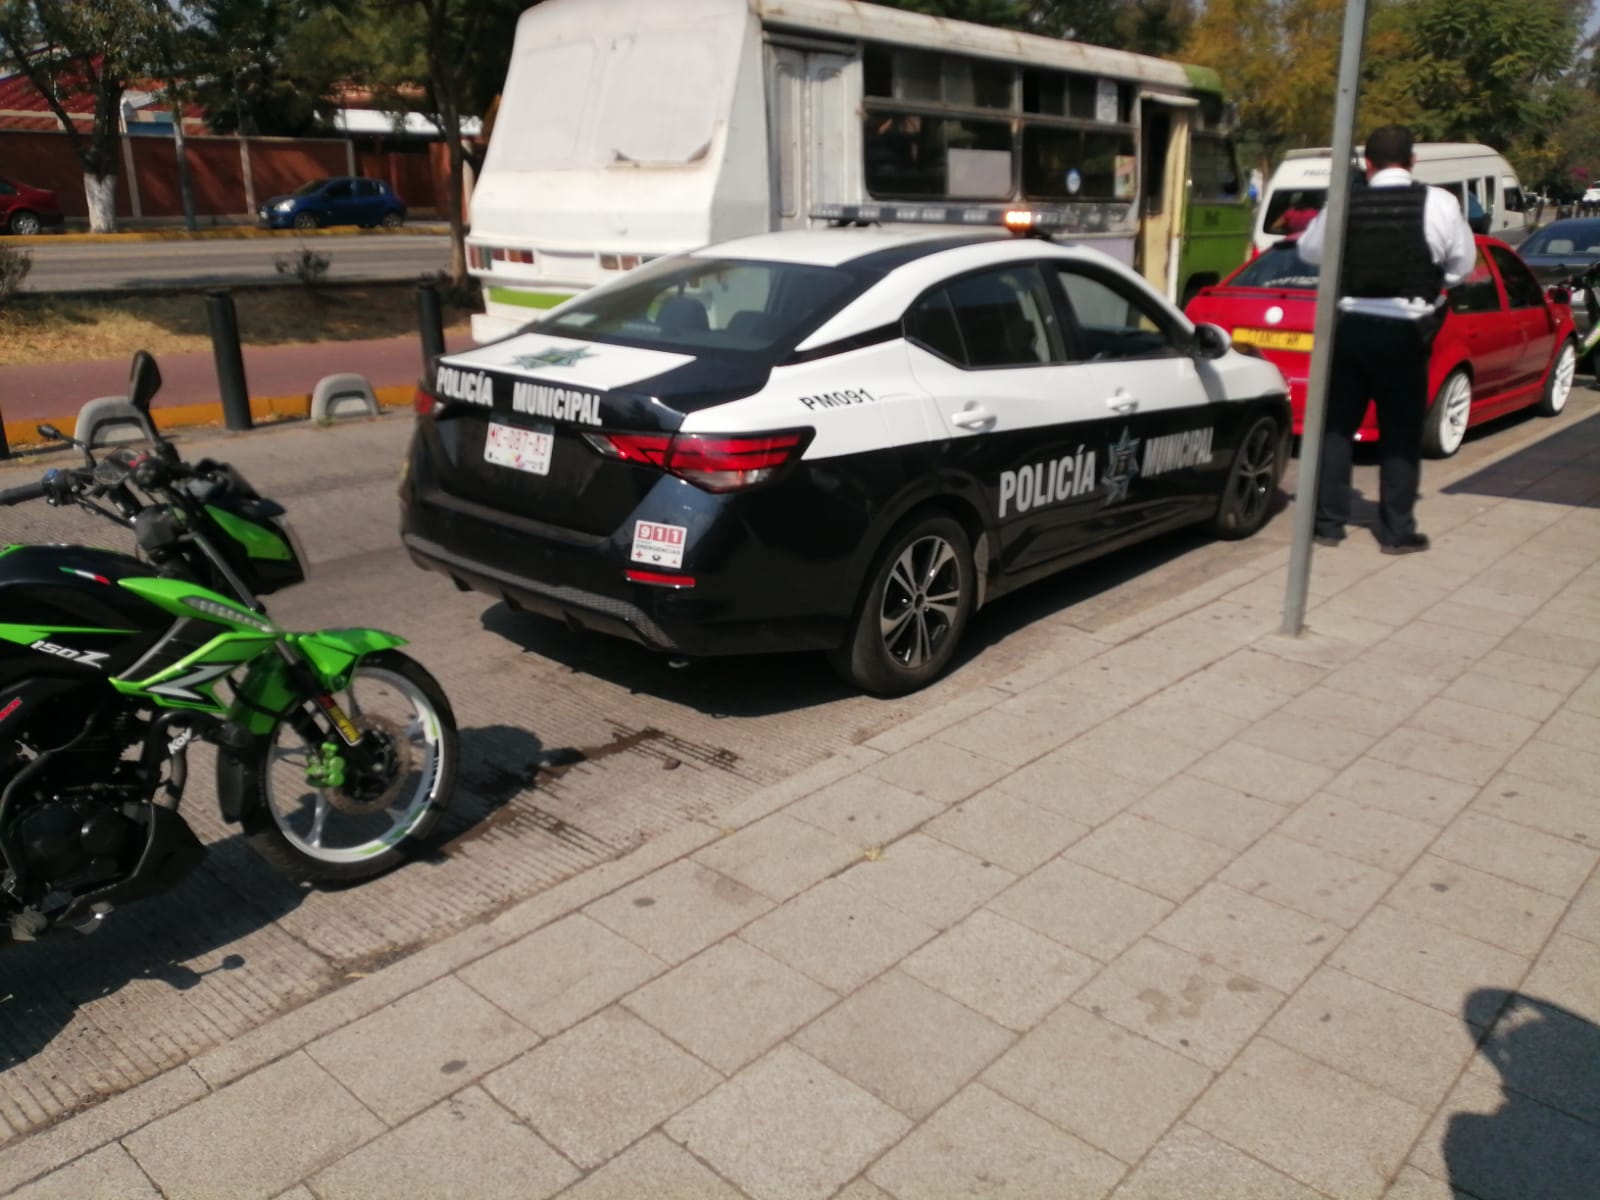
380, 212, 403, 229
1209, 413, 1284, 539
9, 210, 41, 236
1421, 368, 1472, 459
1536, 338, 1576, 417
828, 512, 975, 697
291, 211, 319, 231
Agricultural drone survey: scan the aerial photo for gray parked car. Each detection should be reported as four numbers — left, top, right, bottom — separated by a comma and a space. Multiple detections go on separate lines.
1518, 218, 1600, 364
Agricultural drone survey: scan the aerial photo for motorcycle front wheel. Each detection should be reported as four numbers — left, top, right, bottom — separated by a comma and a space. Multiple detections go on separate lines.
235, 650, 457, 883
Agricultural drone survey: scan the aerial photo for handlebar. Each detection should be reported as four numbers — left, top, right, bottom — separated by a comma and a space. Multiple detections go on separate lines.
0, 479, 49, 507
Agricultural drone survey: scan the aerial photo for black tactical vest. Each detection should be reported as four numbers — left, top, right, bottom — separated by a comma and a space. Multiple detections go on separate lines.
1340, 182, 1443, 301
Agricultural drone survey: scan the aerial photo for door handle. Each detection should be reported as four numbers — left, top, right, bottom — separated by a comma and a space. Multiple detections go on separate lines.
951, 406, 996, 430
1106, 389, 1139, 415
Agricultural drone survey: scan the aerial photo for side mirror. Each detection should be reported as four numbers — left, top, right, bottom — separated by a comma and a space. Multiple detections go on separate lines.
1548, 287, 1572, 306
128, 350, 162, 414
1192, 322, 1232, 360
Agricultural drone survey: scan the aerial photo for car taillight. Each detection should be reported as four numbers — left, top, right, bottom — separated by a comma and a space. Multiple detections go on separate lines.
583, 430, 810, 492
413, 385, 439, 416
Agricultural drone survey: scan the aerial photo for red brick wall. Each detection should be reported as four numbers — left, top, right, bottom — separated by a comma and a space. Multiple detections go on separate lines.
4, 130, 133, 216
0, 129, 452, 221
245, 138, 352, 205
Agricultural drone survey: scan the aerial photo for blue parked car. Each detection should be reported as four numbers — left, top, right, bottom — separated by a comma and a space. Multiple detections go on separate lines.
258, 176, 406, 230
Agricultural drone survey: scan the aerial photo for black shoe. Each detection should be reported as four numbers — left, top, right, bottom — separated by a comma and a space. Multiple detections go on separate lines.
1313, 534, 1344, 548
1379, 533, 1430, 555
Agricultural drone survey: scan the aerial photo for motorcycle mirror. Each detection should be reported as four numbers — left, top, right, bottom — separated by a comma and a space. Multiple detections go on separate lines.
35, 422, 95, 465
128, 350, 162, 414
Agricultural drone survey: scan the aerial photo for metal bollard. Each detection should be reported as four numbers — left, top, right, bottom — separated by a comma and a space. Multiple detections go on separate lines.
205, 291, 253, 432
416, 283, 445, 372
0, 407, 10, 460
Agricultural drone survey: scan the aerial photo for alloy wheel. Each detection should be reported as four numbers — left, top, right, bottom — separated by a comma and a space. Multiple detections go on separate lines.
878, 533, 963, 670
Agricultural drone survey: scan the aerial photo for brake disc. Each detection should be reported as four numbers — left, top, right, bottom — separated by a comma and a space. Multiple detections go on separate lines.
323, 715, 414, 817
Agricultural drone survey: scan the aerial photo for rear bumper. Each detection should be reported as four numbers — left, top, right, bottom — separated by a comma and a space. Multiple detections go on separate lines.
399, 484, 854, 659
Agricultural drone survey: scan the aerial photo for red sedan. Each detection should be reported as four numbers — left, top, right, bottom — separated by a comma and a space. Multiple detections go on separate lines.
1185, 235, 1577, 457
0, 175, 64, 236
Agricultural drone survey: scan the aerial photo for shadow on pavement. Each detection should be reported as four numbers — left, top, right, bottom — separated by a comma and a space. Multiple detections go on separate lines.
422, 723, 621, 863
1443, 988, 1600, 1199
0, 834, 305, 1071
477, 487, 1292, 715
1441, 410, 1600, 508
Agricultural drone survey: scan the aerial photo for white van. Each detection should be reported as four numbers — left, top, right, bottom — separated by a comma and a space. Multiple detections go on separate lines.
1252, 143, 1530, 254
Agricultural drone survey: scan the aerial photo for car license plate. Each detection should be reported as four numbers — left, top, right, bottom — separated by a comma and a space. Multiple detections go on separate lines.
1232, 327, 1314, 352
484, 422, 553, 476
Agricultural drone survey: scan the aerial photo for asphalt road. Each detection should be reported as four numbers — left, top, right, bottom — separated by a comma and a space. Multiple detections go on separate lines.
19, 234, 452, 293
0, 388, 1591, 1144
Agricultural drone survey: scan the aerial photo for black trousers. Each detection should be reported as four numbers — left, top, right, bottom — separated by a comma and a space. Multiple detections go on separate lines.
1316, 311, 1430, 544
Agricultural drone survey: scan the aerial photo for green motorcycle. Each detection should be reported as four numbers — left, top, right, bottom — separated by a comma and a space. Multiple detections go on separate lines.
0, 351, 457, 944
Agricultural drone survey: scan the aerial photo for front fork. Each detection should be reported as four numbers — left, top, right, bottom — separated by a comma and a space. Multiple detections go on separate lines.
222, 628, 408, 819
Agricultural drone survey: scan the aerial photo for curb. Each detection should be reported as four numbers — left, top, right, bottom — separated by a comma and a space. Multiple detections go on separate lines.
2, 225, 451, 247
1, 384, 414, 452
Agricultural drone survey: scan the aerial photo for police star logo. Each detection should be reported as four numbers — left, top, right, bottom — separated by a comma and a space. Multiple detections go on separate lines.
1102, 426, 1141, 506
512, 345, 594, 369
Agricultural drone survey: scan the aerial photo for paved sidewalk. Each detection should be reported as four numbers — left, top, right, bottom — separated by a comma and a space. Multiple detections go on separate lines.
2, 412, 1598, 1200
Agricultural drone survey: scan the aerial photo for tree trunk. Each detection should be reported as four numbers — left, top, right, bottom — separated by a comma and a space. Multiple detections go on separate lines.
446, 135, 468, 287
170, 90, 197, 232
84, 173, 117, 233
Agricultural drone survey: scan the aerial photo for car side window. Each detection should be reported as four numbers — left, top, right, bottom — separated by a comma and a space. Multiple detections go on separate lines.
0, 180, 14, 196
324, 181, 353, 200
1053, 267, 1179, 361
906, 265, 1060, 369
1487, 244, 1546, 309
906, 288, 967, 364
1448, 251, 1500, 315
355, 179, 378, 197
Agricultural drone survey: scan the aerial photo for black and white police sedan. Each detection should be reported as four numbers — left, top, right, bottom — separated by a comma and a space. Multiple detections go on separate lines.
401, 223, 1289, 695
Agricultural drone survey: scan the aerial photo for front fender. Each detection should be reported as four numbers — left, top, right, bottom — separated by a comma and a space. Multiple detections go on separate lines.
225, 628, 407, 739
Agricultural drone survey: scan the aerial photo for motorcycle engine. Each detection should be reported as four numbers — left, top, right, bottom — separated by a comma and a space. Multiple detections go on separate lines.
3, 705, 153, 899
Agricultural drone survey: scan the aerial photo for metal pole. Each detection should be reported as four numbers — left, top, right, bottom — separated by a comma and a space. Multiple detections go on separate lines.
1282, 0, 1371, 636
416, 283, 445, 371
205, 291, 254, 432
0, 407, 10, 460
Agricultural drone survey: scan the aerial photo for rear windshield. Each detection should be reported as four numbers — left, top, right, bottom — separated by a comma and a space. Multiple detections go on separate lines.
1228, 244, 1319, 290
530, 257, 863, 355
1521, 221, 1600, 256
1261, 187, 1327, 237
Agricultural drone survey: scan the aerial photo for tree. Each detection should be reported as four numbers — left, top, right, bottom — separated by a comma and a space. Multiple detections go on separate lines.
1389, 0, 1583, 151
328, 0, 524, 286
0, 0, 172, 231
180, 0, 339, 136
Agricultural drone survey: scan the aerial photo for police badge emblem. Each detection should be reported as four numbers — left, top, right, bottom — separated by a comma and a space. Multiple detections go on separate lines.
1102, 426, 1141, 506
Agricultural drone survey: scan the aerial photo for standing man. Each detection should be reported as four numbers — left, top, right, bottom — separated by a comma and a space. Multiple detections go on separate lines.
1296, 124, 1476, 554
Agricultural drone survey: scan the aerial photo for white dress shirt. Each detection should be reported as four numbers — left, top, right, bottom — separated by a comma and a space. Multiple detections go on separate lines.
1297, 166, 1478, 320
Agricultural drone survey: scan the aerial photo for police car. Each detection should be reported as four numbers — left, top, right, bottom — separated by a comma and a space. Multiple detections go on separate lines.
400, 220, 1290, 695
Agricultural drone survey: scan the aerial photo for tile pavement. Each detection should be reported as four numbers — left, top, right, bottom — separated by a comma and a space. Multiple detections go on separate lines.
4, 415, 1600, 1198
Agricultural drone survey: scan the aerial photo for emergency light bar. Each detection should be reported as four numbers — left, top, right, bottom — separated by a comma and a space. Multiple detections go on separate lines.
813, 201, 1128, 234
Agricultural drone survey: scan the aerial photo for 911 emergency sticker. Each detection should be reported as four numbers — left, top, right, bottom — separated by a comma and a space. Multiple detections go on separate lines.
631, 520, 688, 569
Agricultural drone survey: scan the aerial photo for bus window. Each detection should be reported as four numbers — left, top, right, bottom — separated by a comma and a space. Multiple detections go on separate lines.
1021, 126, 1135, 200
864, 112, 1012, 199
1022, 69, 1131, 123
864, 44, 1011, 108
1190, 135, 1242, 201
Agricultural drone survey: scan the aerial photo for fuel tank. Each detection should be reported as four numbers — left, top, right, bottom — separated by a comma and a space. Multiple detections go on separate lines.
0, 544, 171, 687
